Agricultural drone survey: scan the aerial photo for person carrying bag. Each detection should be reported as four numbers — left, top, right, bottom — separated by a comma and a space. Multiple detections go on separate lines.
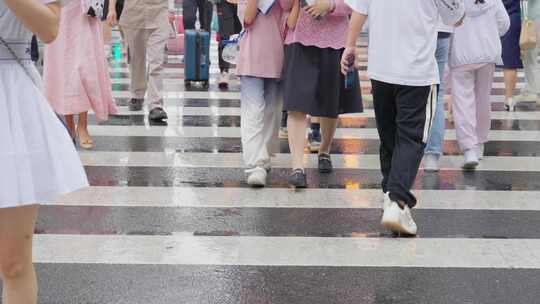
520, 0, 537, 50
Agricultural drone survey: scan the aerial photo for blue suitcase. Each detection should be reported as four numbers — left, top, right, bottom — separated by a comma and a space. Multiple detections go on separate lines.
184, 30, 210, 87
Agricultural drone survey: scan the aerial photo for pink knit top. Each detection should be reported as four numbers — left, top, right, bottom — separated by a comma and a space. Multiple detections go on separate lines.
284, 0, 351, 49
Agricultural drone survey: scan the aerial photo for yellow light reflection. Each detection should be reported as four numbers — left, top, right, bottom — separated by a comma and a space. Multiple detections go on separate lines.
345, 180, 360, 190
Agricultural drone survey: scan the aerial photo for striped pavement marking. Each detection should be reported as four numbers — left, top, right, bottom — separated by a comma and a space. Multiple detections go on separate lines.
33, 234, 540, 269
78, 151, 540, 172
28, 31, 540, 303
53, 187, 540, 210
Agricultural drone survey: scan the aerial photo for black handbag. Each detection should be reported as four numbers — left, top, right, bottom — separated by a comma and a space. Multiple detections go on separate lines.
30, 35, 39, 62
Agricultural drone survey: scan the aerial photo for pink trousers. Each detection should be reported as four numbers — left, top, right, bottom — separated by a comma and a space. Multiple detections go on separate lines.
450, 63, 495, 151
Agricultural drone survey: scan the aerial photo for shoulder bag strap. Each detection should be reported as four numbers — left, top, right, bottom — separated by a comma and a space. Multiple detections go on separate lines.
0, 35, 36, 85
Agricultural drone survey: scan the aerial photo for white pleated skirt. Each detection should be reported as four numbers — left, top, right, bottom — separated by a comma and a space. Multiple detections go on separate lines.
0, 62, 88, 208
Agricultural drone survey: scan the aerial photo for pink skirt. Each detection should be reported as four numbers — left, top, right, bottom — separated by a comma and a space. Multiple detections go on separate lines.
43, 0, 116, 121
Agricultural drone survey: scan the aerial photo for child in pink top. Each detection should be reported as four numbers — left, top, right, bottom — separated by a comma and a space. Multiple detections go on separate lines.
283, 0, 363, 188
236, 0, 289, 186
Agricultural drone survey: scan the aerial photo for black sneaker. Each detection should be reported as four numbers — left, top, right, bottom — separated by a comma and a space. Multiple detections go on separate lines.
149, 107, 168, 121
129, 98, 144, 111
318, 153, 333, 173
288, 168, 307, 188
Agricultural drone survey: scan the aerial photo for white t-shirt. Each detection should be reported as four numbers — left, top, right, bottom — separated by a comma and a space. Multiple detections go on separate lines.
346, 0, 464, 86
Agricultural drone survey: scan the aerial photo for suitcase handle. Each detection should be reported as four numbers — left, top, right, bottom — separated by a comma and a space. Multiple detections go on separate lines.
195, 33, 201, 80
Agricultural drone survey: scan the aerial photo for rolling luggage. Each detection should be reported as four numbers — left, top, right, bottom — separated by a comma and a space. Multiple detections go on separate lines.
184, 29, 210, 87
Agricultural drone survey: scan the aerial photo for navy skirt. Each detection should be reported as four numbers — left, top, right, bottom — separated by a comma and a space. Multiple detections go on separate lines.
500, 12, 523, 69
282, 43, 363, 119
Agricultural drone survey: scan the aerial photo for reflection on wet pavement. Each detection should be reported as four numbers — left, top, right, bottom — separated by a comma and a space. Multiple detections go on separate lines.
9, 31, 540, 304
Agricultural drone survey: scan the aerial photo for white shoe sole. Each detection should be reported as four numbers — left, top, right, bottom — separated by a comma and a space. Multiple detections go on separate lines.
382, 221, 416, 236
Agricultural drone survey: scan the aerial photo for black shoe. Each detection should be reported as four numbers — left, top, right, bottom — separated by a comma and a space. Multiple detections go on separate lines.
129, 98, 144, 111
288, 168, 307, 188
149, 107, 168, 121
318, 153, 333, 173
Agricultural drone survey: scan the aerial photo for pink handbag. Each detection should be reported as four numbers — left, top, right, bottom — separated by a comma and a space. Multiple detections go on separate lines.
167, 23, 185, 55
176, 15, 185, 34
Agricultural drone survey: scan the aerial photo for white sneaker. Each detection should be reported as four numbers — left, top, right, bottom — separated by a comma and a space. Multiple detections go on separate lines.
462, 149, 479, 171
476, 144, 485, 160
504, 98, 516, 112
246, 167, 267, 187
382, 192, 392, 211
218, 72, 230, 89
279, 127, 288, 139
381, 202, 418, 236
423, 154, 440, 172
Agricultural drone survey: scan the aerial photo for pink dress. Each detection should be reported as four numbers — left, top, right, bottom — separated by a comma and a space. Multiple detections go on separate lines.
43, 0, 116, 121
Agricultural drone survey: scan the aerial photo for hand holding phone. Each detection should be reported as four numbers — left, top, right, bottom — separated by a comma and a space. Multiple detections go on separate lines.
344, 52, 355, 89
302, 0, 327, 20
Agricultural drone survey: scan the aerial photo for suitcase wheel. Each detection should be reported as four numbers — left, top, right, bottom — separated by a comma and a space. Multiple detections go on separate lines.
184, 80, 191, 87
203, 81, 209, 88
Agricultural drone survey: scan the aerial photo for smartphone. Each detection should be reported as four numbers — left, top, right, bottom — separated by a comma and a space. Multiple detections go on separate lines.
344, 54, 355, 89
300, 0, 321, 20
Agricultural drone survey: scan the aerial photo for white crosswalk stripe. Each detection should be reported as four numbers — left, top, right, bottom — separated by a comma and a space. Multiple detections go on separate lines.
30, 30, 540, 303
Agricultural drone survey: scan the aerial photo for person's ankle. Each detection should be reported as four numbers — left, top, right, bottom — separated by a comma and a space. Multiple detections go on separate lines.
319, 150, 330, 156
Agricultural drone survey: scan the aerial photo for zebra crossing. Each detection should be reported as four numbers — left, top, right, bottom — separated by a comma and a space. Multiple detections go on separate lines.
27, 34, 540, 303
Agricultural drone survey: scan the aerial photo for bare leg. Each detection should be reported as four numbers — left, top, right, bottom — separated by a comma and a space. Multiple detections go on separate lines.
77, 112, 93, 147
64, 114, 75, 139
287, 111, 308, 170
319, 117, 338, 155
504, 69, 517, 99
0, 205, 39, 304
